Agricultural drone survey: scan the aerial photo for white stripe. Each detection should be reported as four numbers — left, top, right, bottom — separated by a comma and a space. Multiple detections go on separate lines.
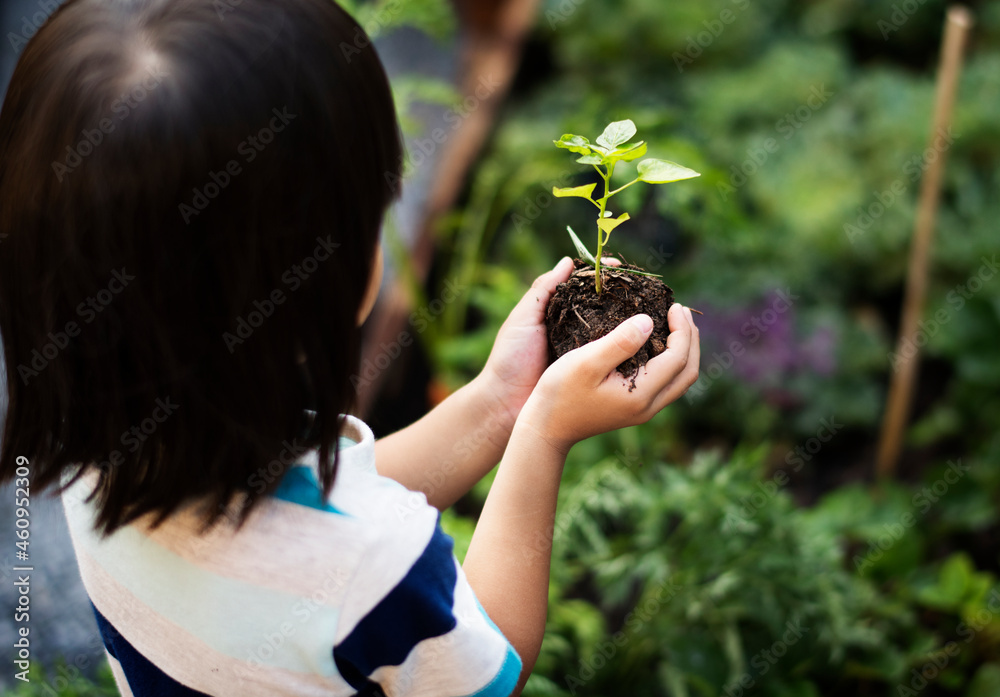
332, 479, 440, 643
106, 653, 135, 697
77, 550, 356, 697
64, 491, 348, 677
368, 560, 513, 697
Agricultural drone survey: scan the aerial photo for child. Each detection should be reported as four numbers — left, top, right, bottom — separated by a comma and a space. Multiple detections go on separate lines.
0, 0, 700, 694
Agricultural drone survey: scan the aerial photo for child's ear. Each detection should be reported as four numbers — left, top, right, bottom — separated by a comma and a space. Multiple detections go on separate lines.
356, 244, 383, 326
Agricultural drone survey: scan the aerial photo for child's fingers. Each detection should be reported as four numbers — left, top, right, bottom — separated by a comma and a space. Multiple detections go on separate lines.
654, 303, 693, 370
537, 255, 575, 289
626, 305, 693, 400
646, 307, 700, 411
507, 257, 574, 326
572, 314, 654, 382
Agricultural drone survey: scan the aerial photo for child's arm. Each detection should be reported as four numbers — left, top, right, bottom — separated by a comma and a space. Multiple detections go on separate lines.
463, 303, 700, 692
373, 257, 578, 509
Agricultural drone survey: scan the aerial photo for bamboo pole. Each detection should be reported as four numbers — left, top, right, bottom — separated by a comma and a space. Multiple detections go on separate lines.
875, 6, 973, 479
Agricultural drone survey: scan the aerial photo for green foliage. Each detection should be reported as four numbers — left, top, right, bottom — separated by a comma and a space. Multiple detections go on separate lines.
406, 0, 1000, 694
552, 120, 699, 292
1, 661, 117, 697
339, 1, 459, 139
523, 446, 930, 697
337, 0, 455, 40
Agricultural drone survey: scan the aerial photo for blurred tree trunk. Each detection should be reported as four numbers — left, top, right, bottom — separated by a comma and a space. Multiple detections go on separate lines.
358, 0, 541, 421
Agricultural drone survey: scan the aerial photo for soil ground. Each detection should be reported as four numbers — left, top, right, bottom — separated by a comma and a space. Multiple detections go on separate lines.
545, 258, 674, 388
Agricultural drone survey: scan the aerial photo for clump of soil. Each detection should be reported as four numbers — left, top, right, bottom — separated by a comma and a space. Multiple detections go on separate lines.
546, 259, 674, 387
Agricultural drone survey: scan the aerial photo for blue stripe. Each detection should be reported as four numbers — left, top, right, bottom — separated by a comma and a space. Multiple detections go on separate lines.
462, 644, 521, 697
333, 519, 457, 688
271, 465, 344, 514
92, 603, 210, 697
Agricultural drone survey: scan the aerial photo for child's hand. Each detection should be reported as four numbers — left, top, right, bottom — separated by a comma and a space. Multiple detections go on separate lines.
517, 303, 700, 455
475, 257, 576, 426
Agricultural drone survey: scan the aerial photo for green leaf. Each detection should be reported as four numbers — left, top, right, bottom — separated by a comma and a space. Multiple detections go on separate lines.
916, 553, 974, 610
552, 183, 597, 200
940, 553, 973, 593
596, 119, 638, 149
615, 266, 662, 279
637, 158, 701, 184
553, 134, 592, 156
597, 212, 631, 235
967, 664, 1000, 697
607, 141, 647, 163
576, 153, 604, 165
566, 226, 596, 264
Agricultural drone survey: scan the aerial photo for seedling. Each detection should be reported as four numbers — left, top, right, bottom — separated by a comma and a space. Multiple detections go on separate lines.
552, 119, 700, 293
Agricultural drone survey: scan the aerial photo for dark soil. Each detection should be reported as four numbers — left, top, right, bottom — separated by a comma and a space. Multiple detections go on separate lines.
546, 259, 674, 387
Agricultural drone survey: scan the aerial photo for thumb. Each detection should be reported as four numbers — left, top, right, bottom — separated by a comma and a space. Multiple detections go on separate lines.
576, 314, 653, 375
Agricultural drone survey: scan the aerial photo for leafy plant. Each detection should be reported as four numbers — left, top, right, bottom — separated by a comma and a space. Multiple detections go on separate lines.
1, 660, 118, 697
521, 445, 930, 697
552, 119, 699, 292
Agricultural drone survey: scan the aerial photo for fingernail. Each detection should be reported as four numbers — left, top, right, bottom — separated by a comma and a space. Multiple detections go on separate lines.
556, 256, 571, 269
632, 314, 653, 334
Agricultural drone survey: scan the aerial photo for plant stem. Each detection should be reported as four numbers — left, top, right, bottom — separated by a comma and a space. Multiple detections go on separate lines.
594, 163, 615, 294
608, 177, 642, 198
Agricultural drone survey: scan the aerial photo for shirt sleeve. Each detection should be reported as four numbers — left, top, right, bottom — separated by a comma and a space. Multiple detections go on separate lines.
333, 518, 522, 697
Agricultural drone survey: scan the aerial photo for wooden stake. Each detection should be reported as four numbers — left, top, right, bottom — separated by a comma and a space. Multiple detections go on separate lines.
875, 6, 973, 479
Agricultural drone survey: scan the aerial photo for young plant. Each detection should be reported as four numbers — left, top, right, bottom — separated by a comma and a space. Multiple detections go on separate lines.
552, 119, 700, 293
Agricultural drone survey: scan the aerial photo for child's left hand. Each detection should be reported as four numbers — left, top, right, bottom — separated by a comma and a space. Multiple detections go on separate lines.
477, 256, 618, 429
475, 257, 575, 428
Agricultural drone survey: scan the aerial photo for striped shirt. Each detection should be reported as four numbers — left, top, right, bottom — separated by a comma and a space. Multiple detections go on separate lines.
61, 415, 521, 696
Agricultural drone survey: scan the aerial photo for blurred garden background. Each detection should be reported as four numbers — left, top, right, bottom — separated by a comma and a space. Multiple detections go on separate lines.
2, 0, 999, 695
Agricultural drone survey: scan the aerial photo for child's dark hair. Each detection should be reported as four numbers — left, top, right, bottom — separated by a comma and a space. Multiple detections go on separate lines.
0, 0, 403, 534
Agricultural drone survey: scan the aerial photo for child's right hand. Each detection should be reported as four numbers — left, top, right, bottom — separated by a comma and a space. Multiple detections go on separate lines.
517, 304, 700, 455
